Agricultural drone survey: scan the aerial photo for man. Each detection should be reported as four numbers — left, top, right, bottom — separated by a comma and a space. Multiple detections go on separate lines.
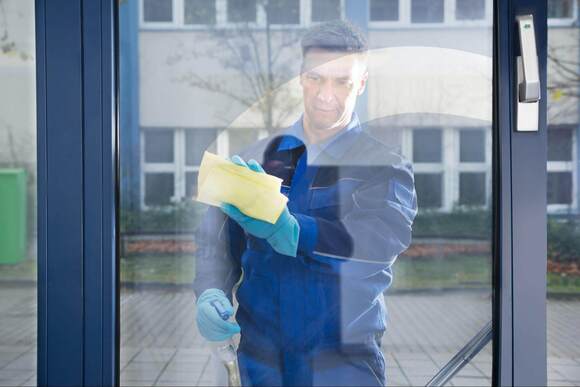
193, 20, 417, 386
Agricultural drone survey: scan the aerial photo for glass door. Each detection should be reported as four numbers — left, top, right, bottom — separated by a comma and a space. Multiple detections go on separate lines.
32, 0, 553, 385
117, 1, 495, 386
0, 1, 37, 386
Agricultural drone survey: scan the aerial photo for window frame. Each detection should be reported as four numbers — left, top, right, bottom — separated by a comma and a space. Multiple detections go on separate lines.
309, 0, 345, 24
547, 126, 577, 212
369, 0, 493, 29
182, 0, 219, 26
547, 0, 578, 26
140, 0, 180, 28
140, 0, 314, 29
407, 126, 492, 211
140, 127, 223, 209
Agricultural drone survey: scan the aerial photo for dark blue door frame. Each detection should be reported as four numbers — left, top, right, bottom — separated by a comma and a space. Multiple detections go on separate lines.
35, 0, 547, 385
495, 0, 548, 385
504, 0, 548, 385
36, 0, 117, 385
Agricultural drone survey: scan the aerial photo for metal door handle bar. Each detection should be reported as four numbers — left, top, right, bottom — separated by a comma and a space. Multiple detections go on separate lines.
425, 320, 493, 387
516, 15, 540, 103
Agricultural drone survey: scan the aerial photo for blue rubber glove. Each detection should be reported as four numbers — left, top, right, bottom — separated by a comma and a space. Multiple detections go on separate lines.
196, 288, 240, 342
221, 155, 300, 257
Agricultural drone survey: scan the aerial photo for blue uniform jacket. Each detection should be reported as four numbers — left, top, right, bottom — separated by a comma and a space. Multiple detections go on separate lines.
193, 116, 417, 386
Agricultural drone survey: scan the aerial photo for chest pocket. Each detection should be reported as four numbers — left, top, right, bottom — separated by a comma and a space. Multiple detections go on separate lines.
308, 178, 362, 217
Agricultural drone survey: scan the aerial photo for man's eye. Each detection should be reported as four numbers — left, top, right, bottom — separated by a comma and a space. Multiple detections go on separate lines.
307, 74, 320, 81
337, 79, 352, 87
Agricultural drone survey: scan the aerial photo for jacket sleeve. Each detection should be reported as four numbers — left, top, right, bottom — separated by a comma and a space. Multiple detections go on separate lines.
293, 161, 417, 277
193, 206, 245, 300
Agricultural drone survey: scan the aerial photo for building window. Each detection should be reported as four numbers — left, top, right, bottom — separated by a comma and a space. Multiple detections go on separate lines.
370, 0, 399, 21
548, 127, 573, 162
456, 0, 485, 20
184, 0, 216, 25
415, 173, 443, 208
145, 173, 175, 206
312, 0, 341, 22
227, 0, 257, 23
145, 130, 174, 163
411, 0, 444, 23
548, 172, 573, 204
143, 0, 173, 22
459, 172, 486, 206
548, 0, 574, 18
267, 0, 300, 24
186, 129, 217, 166
413, 128, 442, 162
459, 129, 485, 162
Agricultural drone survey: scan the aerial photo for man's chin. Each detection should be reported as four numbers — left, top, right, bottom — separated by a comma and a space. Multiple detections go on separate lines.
311, 117, 340, 131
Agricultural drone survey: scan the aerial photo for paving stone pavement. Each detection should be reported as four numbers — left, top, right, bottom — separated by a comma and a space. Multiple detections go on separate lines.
1, 285, 579, 386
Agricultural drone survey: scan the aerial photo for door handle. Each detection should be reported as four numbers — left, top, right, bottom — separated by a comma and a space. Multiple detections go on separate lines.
517, 15, 540, 102
516, 14, 540, 131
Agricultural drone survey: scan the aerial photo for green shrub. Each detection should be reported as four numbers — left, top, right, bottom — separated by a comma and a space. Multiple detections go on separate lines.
547, 217, 580, 263
412, 209, 492, 239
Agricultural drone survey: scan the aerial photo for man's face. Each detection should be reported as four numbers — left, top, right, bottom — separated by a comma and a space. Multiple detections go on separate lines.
300, 48, 368, 135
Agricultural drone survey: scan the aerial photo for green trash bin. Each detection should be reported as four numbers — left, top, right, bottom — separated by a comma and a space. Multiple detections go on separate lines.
0, 169, 27, 264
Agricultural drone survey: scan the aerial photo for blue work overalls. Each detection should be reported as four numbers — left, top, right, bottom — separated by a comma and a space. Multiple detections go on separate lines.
194, 115, 417, 386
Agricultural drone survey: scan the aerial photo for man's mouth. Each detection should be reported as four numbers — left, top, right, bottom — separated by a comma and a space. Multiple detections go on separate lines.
314, 107, 335, 113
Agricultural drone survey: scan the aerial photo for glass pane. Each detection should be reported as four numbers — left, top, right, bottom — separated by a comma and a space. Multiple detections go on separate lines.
411, 0, 444, 23
144, 0, 173, 22
415, 173, 443, 208
547, 16, 580, 387
547, 172, 572, 205
184, 0, 216, 25
145, 173, 175, 206
186, 129, 217, 166
0, 0, 37, 385
370, 0, 399, 21
145, 130, 174, 163
460, 129, 485, 162
459, 172, 486, 206
312, 0, 341, 22
227, 0, 257, 23
547, 127, 573, 161
228, 129, 261, 155
456, 0, 485, 20
120, 0, 494, 385
267, 0, 300, 24
548, 0, 573, 18
413, 128, 442, 162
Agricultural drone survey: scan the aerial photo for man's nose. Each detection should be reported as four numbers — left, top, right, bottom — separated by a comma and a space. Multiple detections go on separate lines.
316, 81, 334, 103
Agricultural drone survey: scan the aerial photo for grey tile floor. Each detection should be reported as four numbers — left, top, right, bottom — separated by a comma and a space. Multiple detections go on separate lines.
1, 286, 579, 386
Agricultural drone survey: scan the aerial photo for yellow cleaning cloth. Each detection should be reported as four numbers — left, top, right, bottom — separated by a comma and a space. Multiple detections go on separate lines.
196, 152, 288, 224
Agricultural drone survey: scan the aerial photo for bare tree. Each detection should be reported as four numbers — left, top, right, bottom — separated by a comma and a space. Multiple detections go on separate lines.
167, 0, 304, 132
0, 0, 32, 60
548, 44, 580, 99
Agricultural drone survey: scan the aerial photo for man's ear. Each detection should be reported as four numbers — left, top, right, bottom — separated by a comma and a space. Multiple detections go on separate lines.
357, 70, 369, 96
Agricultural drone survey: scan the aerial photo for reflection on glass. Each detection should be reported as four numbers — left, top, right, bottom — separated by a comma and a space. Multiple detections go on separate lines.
411, 0, 444, 23
185, 0, 217, 25
456, 0, 486, 21
121, 0, 493, 385
0, 0, 37, 385
144, 0, 173, 22
546, 14, 580, 387
370, 0, 399, 22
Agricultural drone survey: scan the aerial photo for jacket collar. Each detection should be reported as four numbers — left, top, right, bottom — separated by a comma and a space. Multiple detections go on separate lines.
277, 113, 362, 160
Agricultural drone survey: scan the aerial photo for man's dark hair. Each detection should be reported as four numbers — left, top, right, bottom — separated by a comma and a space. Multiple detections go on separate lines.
301, 20, 368, 57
